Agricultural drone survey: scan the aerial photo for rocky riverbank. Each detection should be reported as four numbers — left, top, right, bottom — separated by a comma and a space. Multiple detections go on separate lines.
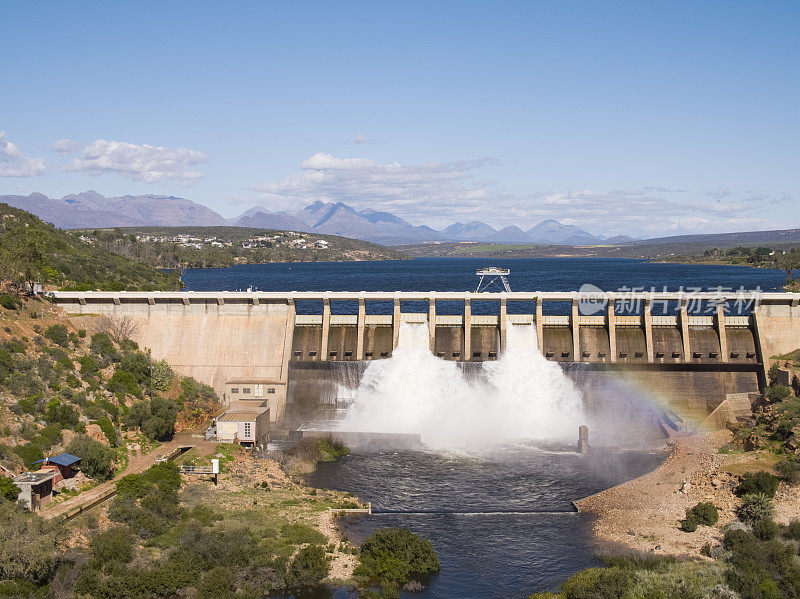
575, 430, 800, 558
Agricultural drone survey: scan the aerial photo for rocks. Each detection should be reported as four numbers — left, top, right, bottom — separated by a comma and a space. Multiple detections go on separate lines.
85, 423, 109, 446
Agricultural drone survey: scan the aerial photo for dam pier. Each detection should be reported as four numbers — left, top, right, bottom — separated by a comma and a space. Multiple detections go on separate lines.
52, 290, 800, 428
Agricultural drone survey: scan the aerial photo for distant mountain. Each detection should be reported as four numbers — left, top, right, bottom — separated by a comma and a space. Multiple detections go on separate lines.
527, 219, 603, 244
488, 226, 532, 243
0, 191, 226, 228
442, 221, 499, 240
230, 200, 442, 245
624, 228, 800, 247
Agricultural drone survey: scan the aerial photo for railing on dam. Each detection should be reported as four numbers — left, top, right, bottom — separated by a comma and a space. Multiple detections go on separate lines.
51, 290, 799, 371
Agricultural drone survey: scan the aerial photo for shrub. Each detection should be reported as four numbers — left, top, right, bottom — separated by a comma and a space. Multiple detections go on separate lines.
680, 513, 698, 532
13, 443, 44, 469
775, 455, 800, 484
558, 567, 632, 599
126, 397, 179, 441
356, 528, 440, 587
286, 545, 330, 590
736, 471, 780, 498
78, 329, 86, 338
723, 528, 756, 552
45, 400, 80, 428
108, 369, 141, 397
754, 517, 780, 540
0, 294, 21, 310
737, 493, 774, 525
44, 324, 69, 347
119, 351, 152, 384
90, 332, 118, 361
0, 475, 20, 501
197, 566, 236, 598
785, 519, 800, 541
15, 397, 38, 416
686, 501, 719, 526
66, 435, 116, 481
78, 354, 102, 375
89, 527, 133, 570
32, 423, 62, 450
766, 384, 793, 403
150, 359, 174, 391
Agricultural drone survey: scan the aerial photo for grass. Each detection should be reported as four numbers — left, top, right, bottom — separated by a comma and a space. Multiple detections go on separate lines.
722, 450, 779, 477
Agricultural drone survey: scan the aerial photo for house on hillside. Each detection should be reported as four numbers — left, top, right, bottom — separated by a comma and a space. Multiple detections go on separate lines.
34, 453, 81, 484
13, 471, 56, 510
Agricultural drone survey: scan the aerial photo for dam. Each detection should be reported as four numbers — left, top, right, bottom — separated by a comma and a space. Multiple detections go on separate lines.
51, 290, 800, 427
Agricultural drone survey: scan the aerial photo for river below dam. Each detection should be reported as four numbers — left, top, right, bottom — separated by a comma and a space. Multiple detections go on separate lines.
307, 447, 663, 598
187, 258, 785, 597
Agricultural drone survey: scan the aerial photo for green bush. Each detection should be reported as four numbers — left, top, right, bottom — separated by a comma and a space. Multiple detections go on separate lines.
126, 397, 179, 441
679, 513, 698, 532
44, 400, 80, 428
66, 435, 116, 481
687, 501, 719, 526
197, 566, 236, 599
13, 443, 43, 469
89, 527, 133, 570
44, 324, 69, 347
90, 332, 118, 361
32, 423, 62, 450
150, 359, 174, 391
754, 517, 780, 540
0, 475, 20, 501
108, 369, 141, 397
0, 295, 21, 310
737, 493, 774, 525
78, 354, 102, 375
356, 528, 440, 588
767, 384, 793, 403
785, 519, 800, 541
775, 455, 800, 483
286, 545, 330, 590
736, 471, 780, 498
558, 567, 632, 599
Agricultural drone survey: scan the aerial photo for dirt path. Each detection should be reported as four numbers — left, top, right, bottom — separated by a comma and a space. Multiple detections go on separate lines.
41, 434, 204, 521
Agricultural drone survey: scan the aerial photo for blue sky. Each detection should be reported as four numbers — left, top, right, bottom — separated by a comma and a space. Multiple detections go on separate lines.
1, 1, 798, 237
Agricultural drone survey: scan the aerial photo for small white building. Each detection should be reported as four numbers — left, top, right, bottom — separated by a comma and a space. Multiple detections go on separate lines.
215, 403, 270, 448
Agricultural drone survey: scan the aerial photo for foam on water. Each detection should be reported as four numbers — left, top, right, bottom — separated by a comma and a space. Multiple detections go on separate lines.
339, 321, 585, 448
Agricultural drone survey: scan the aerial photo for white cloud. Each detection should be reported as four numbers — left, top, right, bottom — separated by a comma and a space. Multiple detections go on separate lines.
62, 139, 207, 183
345, 133, 380, 144
51, 138, 80, 155
243, 152, 785, 236
248, 152, 501, 221
0, 131, 45, 177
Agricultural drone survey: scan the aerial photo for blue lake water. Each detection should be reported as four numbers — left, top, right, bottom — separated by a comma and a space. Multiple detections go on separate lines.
186, 258, 784, 598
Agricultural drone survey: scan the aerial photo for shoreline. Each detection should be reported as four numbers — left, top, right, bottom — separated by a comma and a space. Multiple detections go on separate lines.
575, 430, 800, 558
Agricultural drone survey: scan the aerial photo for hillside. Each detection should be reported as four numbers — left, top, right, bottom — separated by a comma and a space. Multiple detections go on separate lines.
74, 226, 408, 268
0, 204, 181, 291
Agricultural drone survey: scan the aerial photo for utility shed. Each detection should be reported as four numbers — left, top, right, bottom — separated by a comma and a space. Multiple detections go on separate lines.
13, 471, 56, 510
34, 453, 81, 483
216, 406, 270, 447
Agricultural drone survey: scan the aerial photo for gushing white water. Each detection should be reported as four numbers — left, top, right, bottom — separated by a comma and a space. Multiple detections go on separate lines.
339, 321, 585, 448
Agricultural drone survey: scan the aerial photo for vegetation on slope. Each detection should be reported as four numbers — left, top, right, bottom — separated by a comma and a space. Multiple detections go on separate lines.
0, 297, 219, 482
0, 203, 181, 291
74, 226, 408, 268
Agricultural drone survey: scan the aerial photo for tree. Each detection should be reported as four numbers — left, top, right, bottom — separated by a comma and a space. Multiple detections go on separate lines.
44, 324, 69, 347
126, 397, 179, 441
66, 435, 116, 481
0, 475, 20, 502
355, 528, 440, 588
286, 545, 330, 589
150, 359, 174, 391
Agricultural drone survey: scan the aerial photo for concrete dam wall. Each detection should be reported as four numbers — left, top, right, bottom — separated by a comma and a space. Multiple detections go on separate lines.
52, 290, 800, 426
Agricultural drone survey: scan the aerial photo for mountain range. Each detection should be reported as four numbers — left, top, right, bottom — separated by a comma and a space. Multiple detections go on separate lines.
0, 191, 613, 245
5, 190, 799, 249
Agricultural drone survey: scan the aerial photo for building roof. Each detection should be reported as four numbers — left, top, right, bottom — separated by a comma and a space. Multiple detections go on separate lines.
13, 471, 57, 485
34, 453, 81, 467
218, 411, 262, 422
